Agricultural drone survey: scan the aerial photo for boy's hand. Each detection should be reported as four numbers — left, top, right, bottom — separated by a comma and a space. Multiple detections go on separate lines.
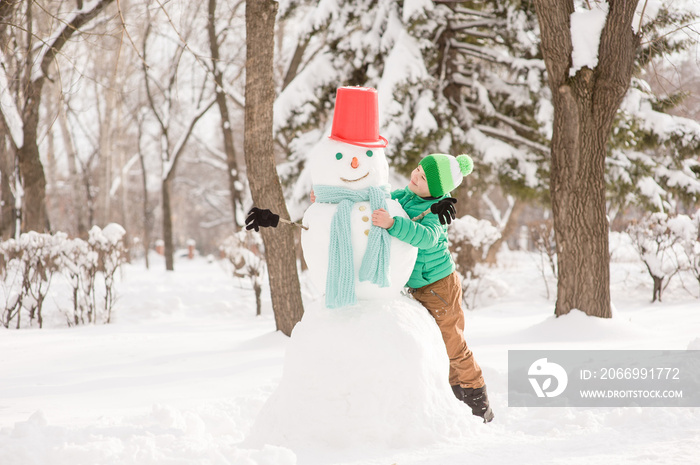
372, 208, 394, 229
310, 189, 316, 203
431, 198, 458, 225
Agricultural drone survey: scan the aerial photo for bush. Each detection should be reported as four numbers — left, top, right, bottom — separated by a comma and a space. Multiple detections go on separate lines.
626, 212, 698, 302
0, 232, 64, 328
448, 215, 501, 308
220, 231, 266, 316
0, 225, 127, 329
59, 237, 98, 325
529, 219, 557, 300
89, 224, 128, 323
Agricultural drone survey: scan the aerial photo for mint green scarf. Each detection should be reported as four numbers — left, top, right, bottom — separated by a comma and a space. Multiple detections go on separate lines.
313, 184, 391, 308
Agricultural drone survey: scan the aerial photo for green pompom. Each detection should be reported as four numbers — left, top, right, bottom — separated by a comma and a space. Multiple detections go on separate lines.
456, 154, 473, 176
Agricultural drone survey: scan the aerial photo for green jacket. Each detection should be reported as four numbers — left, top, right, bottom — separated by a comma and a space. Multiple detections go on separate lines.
387, 187, 455, 289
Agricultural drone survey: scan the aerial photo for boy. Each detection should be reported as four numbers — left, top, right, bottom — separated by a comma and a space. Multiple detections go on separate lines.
372, 153, 494, 422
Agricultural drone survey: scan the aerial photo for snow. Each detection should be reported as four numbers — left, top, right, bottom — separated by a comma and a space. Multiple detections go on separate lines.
465, 127, 541, 189
450, 215, 500, 251
273, 52, 337, 133
535, 98, 554, 139
377, 29, 430, 130
1, 246, 699, 464
569, 3, 609, 76
636, 176, 666, 211
633, 0, 664, 33
412, 91, 438, 135
621, 87, 700, 140
95, 223, 127, 246
402, 0, 432, 23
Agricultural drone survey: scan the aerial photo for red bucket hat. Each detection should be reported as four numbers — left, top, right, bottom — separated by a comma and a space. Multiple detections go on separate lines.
329, 86, 388, 148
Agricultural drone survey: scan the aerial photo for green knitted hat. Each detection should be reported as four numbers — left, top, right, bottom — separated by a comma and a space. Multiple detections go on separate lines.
419, 154, 474, 197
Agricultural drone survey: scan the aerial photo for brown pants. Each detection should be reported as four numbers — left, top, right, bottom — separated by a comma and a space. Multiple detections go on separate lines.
411, 271, 485, 389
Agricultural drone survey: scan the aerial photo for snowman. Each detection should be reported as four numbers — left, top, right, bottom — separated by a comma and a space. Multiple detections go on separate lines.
246, 88, 472, 449
300, 87, 417, 308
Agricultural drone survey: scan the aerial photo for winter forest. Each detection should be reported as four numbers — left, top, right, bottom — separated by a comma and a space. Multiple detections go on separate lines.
1, 0, 700, 326
1, 0, 700, 463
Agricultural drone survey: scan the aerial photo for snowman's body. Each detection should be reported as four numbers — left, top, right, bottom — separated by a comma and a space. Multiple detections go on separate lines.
301, 138, 417, 302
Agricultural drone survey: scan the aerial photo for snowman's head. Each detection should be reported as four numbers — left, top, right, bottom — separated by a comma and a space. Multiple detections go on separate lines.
309, 138, 389, 190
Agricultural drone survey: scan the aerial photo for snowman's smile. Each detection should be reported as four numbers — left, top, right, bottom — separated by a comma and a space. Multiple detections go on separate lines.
340, 172, 369, 183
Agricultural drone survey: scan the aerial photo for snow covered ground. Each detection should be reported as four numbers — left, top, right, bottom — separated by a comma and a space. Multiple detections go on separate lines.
1, 249, 699, 465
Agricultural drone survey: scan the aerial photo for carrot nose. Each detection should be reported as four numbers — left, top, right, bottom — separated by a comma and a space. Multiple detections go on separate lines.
351, 157, 359, 169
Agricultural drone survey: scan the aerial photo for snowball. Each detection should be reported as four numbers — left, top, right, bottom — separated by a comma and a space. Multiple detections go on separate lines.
306, 138, 389, 191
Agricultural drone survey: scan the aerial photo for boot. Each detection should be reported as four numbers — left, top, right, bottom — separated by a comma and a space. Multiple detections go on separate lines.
452, 385, 494, 423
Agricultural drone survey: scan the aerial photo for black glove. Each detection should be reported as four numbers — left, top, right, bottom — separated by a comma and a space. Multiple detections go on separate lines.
431, 197, 457, 225
245, 207, 280, 232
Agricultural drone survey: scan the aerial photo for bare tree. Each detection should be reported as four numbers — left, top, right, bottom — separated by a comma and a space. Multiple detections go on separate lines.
141, 13, 216, 271
534, 0, 640, 318
245, 0, 304, 336
13, 0, 116, 233
207, 0, 245, 228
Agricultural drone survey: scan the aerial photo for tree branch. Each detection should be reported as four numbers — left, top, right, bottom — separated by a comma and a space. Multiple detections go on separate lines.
593, 0, 641, 121
36, 0, 116, 81
163, 97, 217, 181
533, 0, 574, 89
282, 35, 310, 92
475, 124, 551, 155
465, 102, 542, 139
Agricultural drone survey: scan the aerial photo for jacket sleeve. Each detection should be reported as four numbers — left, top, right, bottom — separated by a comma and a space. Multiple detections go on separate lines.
387, 213, 443, 249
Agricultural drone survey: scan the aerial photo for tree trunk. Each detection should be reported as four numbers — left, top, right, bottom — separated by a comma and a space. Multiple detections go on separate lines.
58, 98, 89, 237
138, 135, 151, 269
208, 0, 242, 228
255, 283, 262, 317
18, 103, 49, 232
652, 275, 662, 303
534, 0, 640, 318
162, 178, 174, 271
485, 199, 525, 265
0, 0, 19, 239
97, 82, 115, 226
0, 126, 16, 239
245, 0, 304, 336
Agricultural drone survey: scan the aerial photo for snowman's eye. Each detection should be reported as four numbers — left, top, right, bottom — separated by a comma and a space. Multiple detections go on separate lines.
335, 152, 343, 160
366, 150, 373, 157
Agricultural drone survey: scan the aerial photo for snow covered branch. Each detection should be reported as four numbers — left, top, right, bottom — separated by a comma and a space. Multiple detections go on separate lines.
475, 124, 550, 156
31, 0, 116, 83
465, 103, 541, 139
